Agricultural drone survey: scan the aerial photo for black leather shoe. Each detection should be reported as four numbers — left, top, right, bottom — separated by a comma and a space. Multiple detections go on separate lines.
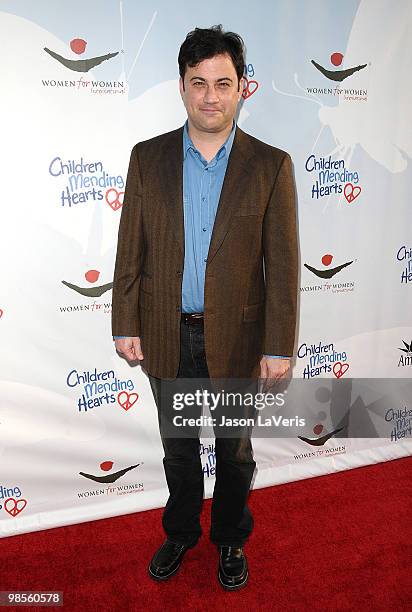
218, 546, 248, 590
148, 539, 196, 581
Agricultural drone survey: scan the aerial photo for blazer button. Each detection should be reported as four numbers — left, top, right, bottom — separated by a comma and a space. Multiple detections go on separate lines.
176, 306, 181, 312
176, 271, 183, 276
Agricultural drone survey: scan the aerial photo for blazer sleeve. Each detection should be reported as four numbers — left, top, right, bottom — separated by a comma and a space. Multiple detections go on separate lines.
262, 152, 298, 357
111, 144, 144, 337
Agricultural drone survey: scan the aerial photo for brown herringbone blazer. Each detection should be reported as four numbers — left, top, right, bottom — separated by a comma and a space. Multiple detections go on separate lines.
112, 125, 298, 379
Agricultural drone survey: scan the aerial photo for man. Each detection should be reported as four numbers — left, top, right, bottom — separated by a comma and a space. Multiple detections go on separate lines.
112, 25, 298, 590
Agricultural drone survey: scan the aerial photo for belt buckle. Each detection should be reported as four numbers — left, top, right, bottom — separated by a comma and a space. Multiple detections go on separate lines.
183, 313, 204, 325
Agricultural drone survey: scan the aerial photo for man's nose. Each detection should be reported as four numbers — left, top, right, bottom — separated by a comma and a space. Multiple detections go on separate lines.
203, 85, 219, 104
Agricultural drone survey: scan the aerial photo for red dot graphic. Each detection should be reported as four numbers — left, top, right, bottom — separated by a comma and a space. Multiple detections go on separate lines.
322, 254, 333, 267
100, 461, 114, 472
70, 38, 87, 55
331, 52, 343, 66
313, 424, 324, 435
85, 269, 100, 283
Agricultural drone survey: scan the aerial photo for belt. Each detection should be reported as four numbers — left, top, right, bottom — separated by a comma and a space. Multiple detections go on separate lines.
181, 312, 204, 325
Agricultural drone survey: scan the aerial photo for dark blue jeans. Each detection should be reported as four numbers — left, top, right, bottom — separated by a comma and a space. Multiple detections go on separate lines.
148, 319, 256, 547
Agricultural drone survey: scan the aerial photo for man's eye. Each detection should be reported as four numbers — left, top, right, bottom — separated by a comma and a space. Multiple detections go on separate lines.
218, 82, 230, 87
193, 82, 204, 86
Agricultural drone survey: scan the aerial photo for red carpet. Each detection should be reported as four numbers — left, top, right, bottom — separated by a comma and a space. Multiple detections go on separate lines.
1, 456, 410, 612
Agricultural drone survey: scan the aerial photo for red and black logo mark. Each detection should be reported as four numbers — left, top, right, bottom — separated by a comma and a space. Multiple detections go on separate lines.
311, 51, 367, 82
79, 460, 142, 484
44, 37, 118, 73
304, 253, 353, 279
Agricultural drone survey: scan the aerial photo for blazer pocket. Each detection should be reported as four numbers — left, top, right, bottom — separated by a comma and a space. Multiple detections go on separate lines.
243, 302, 264, 322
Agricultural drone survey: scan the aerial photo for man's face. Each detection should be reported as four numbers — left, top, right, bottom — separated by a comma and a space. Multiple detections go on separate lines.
179, 53, 243, 134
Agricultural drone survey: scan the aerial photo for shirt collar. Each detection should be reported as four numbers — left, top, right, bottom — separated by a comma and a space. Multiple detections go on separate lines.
183, 120, 236, 162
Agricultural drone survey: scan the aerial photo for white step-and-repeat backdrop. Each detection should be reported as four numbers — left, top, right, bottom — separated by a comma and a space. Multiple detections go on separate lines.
1, 0, 411, 536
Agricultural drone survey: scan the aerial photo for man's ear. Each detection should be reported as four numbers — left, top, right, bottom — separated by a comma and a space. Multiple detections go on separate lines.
179, 77, 185, 97
238, 76, 245, 100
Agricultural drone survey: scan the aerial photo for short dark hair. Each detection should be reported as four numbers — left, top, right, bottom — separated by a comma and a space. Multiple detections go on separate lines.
178, 25, 245, 88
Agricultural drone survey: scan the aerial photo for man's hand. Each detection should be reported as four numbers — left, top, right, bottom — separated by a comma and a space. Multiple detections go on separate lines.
114, 337, 144, 362
259, 356, 290, 391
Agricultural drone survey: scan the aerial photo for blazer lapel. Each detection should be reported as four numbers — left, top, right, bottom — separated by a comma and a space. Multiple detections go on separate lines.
160, 127, 185, 256
207, 126, 256, 264
158, 125, 256, 261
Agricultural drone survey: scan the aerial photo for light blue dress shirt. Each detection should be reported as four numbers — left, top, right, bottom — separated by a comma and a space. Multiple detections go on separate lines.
114, 122, 289, 358
181, 119, 235, 313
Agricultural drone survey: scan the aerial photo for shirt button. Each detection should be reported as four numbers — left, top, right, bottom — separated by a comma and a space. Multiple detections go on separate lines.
202, 197, 206, 202
202, 228, 207, 232
204, 258, 207, 263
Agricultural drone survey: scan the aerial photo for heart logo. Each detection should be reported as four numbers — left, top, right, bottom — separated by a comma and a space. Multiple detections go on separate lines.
105, 188, 124, 211
5, 497, 27, 517
333, 362, 350, 378
344, 183, 361, 203
0, 308, 3, 318
118, 391, 139, 411
242, 77, 259, 99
